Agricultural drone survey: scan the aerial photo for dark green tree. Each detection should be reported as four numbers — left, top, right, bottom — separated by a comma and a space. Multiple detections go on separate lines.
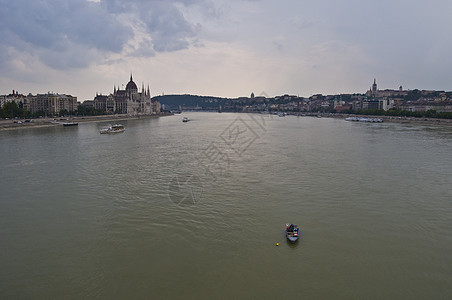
2, 101, 21, 118
59, 109, 69, 117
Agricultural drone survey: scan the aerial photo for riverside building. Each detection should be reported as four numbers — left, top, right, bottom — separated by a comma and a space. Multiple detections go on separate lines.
26, 93, 77, 115
1, 90, 77, 115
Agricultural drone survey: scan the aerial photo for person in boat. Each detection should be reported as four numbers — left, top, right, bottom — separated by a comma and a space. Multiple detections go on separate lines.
287, 224, 294, 232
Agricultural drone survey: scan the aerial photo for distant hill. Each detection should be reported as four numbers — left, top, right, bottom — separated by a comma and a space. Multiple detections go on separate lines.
152, 94, 228, 110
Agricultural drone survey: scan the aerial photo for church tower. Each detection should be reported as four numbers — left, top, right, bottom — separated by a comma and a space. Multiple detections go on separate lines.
372, 78, 377, 93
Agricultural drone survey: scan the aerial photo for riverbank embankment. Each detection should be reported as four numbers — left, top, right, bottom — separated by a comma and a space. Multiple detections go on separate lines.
325, 113, 452, 126
0, 113, 172, 131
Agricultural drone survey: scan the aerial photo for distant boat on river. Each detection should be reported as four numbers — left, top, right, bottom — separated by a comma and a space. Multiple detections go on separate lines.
100, 124, 125, 134
345, 117, 383, 123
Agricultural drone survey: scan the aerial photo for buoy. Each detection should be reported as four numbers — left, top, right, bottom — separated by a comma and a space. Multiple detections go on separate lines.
276, 243, 279, 246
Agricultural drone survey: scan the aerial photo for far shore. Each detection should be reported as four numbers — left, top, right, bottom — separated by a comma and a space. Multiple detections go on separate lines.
0, 113, 172, 131
268, 111, 452, 126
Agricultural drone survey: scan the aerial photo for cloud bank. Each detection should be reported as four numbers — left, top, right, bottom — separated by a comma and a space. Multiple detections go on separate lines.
0, 0, 206, 69
1, 0, 451, 100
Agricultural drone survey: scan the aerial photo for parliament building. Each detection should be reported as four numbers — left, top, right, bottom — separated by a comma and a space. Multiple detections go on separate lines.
93, 74, 161, 115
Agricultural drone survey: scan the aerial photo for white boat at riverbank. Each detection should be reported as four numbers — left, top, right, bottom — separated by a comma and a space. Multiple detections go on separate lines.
63, 122, 78, 127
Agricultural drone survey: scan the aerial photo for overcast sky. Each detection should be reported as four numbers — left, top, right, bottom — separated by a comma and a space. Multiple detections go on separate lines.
1, 0, 451, 101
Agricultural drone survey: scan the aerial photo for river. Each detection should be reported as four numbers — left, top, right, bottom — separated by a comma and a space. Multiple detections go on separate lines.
1, 112, 451, 299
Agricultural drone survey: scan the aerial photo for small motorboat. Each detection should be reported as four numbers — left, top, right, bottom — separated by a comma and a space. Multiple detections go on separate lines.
182, 117, 190, 122
285, 223, 300, 243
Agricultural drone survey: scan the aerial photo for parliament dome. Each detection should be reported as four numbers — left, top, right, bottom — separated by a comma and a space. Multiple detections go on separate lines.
126, 74, 138, 92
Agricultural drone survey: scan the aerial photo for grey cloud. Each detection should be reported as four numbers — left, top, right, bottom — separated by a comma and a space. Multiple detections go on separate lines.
139, 2, 198, 52
0, 0, 132, 53
0, 0, 133, 69
272, 41, 283, 51
0, 0, 211, 69
38, 41, 102, 70
129, 39, 156, 57
108, 0, 205, 52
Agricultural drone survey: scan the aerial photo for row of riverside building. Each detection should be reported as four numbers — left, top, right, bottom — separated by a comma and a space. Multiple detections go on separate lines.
0, 74, 161, 116
0, 91, 77, 115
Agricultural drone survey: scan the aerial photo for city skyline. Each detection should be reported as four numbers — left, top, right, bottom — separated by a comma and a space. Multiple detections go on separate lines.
1, 0, 451, 101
